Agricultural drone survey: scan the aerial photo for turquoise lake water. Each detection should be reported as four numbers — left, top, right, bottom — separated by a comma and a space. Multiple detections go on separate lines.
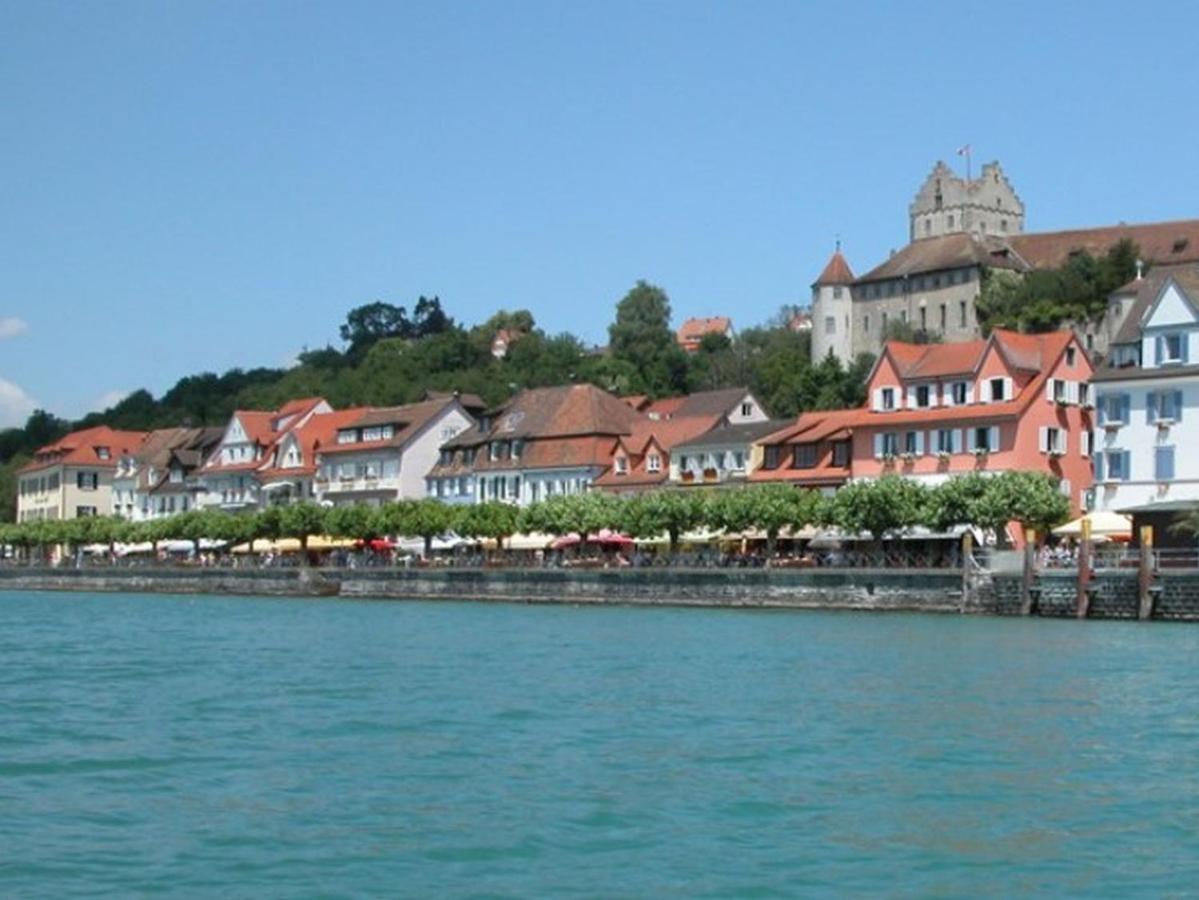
2, 591, 1198, 897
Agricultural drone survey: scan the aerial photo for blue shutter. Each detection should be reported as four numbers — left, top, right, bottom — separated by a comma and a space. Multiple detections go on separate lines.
1095, 452, 1105, 482
1122, 450, 1131, 481
1097, 394, 1107, 426
1156, 335, 1164, 365
1164, 391, 1178, 421
1121, 394, 1131, 424
1147, 392, 1159, 423
1156, 446, 1176, 481
1184, 336, 1191, 364
1175, 391, 1184, 422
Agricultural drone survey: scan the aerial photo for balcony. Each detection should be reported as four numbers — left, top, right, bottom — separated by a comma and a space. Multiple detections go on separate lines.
322, 475, 393, 493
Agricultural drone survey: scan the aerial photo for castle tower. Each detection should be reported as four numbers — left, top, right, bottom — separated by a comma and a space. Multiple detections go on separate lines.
810, 245, 856, 367
909, 160, 1024, 242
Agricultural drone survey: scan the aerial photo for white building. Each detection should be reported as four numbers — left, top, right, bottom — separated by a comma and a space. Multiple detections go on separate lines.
1091, 268, 1199, 513
196, 398, 331, 511
315, 397, 476, 506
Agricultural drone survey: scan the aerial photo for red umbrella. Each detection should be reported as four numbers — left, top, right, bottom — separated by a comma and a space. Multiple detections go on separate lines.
550, 530, 634, 550
355, 538, 396, 551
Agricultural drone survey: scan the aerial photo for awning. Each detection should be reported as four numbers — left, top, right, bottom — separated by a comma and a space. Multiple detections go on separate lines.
260, 481, 300, 492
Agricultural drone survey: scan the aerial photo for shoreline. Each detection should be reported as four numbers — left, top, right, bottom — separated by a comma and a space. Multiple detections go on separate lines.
5, 565, 1199, 620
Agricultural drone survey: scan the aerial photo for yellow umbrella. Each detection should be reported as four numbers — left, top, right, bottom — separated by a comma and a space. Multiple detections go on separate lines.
1052, 511, 1132, 539
231, 535, 358, 554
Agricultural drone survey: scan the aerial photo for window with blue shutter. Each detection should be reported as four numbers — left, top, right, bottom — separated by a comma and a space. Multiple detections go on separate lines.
1174, 390, 1184, 422
1147, 391, 1159, 423
1097, 394, 1107, 426
1164, 390, 1179, 421
1155, 446, 1176, 481
1121, 393, 1131, 424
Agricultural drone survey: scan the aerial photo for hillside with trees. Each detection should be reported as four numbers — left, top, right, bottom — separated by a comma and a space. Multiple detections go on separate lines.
0, 282, 874, 520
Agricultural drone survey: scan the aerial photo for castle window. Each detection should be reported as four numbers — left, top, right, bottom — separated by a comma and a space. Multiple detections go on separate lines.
1000, 219, 1008, 232
863, 315, 870, 333
959, 300, 967, 328
940, 304, 947, 331
833, 286, 842, 298
824, 316, 836, 335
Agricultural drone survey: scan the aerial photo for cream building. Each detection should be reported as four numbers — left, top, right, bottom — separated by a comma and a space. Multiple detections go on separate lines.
17, 426, 148, 522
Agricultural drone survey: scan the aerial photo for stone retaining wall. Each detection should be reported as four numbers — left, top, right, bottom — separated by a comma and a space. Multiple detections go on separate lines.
0, 566, 970, 613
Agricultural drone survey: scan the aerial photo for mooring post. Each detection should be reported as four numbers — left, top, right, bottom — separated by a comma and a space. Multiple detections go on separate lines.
960, 531, 974, 611
1076, 518, 1092, 619
1020, 527, 1036, 616
1138, 525, 1155, 620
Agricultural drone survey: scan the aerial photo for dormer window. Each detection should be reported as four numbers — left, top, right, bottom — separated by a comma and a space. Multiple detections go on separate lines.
646, 453, 661, 473
337, 429, 357, 445
96, 447, 110, 460
989, 378, 1007, 402
614, 456, 628, 474
512, 439, 524, 459
1065, 346, 1076, 366
915, 385, 931, 408
951, 381, 969, 405
881, 388, 896, 411
740, 402, 753, 417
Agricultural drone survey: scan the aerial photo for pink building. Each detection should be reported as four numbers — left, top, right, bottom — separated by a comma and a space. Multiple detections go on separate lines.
852, 329, 1095, 537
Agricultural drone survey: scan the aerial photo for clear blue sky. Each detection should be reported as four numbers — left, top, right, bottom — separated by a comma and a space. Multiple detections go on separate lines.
2, 0, 1196, 425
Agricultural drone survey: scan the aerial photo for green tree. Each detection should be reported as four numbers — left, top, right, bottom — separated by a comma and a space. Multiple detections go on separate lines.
989, 471, 1070, 542
608, 281, 689, 396
456, 501, 520, 551
325, 503, 382, 541
712, 484, 824, 559
278, 502, 328, 558
379, 499, 456, 557
830, 476, 928, 546
619, 490, 711, 554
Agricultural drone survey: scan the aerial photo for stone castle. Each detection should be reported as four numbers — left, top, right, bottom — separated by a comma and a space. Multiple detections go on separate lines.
811, 161, 1199, 365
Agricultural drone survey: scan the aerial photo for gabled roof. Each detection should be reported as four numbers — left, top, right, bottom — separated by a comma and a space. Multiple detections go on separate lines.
1111, 265, 1199, 346
317, 399, 463, 456
673, 418, 791, 451
450, 384, 641, 446
814, 249, 855, 286
643, 387, 754, 421
857, 233, 1022, 282
20, 426, 148, 474
872, 329, 1066, 383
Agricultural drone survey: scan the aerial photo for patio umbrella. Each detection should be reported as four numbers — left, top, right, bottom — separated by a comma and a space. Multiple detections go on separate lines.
550, 529, 635, 550
1052, 511, 1133, 539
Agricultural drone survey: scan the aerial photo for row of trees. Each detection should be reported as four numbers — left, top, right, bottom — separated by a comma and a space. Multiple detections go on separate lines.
0, 472, 1071, 563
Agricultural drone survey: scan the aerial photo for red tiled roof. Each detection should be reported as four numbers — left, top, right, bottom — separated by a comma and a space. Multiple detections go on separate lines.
1007, 219, 1199, 269
676, 317, 732, 346
814, 249, 854, 285
20, 426, 148, 474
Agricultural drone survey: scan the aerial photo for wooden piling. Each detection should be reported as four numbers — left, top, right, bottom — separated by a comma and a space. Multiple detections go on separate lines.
1020, 527, 1036, 616
1077, 518, 1092, 619
960, 531, 973, 610
1138, 525, 1155, 620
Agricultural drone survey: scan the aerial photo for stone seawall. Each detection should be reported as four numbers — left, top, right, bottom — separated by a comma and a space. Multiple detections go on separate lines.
0, 566, 973, 613
8, 567, 1199, 620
